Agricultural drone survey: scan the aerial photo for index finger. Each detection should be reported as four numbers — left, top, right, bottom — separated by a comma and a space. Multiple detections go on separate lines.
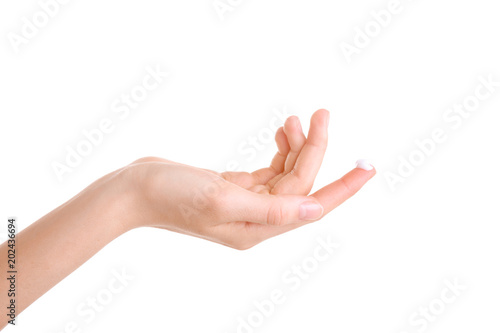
311, 161, 376, 213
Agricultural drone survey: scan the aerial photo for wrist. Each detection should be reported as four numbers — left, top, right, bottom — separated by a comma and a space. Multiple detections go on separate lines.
80, 167, 143, 235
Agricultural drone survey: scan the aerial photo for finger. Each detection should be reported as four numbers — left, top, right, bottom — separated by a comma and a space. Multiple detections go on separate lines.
221, 161, 376, 243
265, 116, 306, 188
270, 126, 290, 173
311, 162, 376, 214
271, 109, 329, 194
252, 126, 290, 184
283, 116, 307, 173
224, 187, 324, 226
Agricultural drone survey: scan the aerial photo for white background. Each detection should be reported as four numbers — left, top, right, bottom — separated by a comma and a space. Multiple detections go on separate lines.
1, 0, 499, 332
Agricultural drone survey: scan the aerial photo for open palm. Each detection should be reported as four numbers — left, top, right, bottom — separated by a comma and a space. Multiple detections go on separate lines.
128, 109, 375, 249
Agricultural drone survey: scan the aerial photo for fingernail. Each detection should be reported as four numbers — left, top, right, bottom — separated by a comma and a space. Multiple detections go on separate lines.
355, 159, 373, 171
299, 202, 324, 221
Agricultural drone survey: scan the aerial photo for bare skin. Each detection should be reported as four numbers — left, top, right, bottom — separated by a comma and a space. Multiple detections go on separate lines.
0, 109, 375, 329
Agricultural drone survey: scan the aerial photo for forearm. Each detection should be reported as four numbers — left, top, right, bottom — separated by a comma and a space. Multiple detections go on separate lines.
0, 170, 136, 329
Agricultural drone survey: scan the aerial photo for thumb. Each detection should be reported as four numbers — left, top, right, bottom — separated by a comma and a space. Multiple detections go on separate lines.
226, 189, 324, 226
222, 160, 375, 226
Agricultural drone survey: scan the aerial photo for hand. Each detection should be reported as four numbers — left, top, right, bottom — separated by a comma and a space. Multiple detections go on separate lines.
0, 109, 375, 325
123, 109, 376, 249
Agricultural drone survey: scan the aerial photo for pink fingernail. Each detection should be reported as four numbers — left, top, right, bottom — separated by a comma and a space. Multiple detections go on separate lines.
299, 202, 324, 221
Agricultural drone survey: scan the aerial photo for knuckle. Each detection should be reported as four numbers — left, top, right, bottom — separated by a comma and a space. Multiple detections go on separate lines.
266, 201, 288, 226
339, 177, 353, 193
310, 139, 328, 153
289, 166, 302, 180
